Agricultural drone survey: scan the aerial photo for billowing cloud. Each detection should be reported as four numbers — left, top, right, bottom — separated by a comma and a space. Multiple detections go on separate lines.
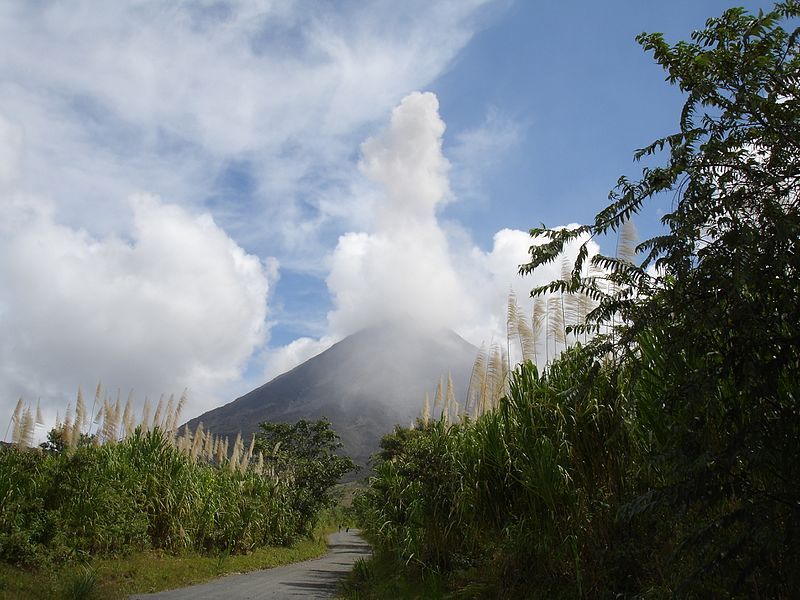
327, 92, 471, 335
0, 189, 275, 422
263, 92, 599, 378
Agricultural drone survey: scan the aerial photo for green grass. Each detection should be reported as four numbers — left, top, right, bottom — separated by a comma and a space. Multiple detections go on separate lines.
0, 536, 326, 599
337, 551, 448, 600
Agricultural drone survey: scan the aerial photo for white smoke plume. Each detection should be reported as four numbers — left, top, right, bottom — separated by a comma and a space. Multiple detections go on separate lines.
263, 92, 600, 380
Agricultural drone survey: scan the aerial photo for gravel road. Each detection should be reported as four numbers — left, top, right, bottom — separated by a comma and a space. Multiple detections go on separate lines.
129, 530, 371, 600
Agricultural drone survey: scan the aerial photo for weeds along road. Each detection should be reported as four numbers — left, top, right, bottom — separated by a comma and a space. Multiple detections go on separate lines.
130, 530, 371, 600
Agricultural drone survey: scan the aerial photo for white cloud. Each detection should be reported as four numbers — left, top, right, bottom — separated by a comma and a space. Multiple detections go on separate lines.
263, 92, 600, 378
260, 335, 337, 383
0, 191, 274, 426
0, 0, 506, 427
327, 92, 472, 336
0, 1, 498, 258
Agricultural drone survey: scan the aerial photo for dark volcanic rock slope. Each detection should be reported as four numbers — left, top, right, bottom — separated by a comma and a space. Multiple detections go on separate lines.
186, 323, 479, 467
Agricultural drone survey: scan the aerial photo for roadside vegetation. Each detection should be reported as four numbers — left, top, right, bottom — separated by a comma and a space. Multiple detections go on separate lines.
350, 3, 800, 598
1, 387, 355, 598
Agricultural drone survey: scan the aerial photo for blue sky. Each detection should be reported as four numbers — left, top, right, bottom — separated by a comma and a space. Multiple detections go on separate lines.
0, 0, 778, 424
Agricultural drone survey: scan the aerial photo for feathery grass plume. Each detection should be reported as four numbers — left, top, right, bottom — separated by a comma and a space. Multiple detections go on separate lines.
548, 295, 566, 353
421, 392, 431, 426
255, 452, 264, 475
533, 296, 548, 364
162, 394, 175, 432
109, 395, 122, 441
190, 422, 204, 462
102, 396, 122, 444
176, 391, 188, 431
10, 402, 24, 445
478, 347, 492, 417
122, 394, 134, 439
444, 372, 455, 424
178, 424, 192, 454
242, 434, 256, 472
203, 430, 214, 461
96, 397, 109, 441
63, 401, 73, 442
171, 390, 188, 433
7, 397, 24, 443
17, 407, 35, 448
152, 395, 165, 431
507, 290, 520, 370
214, 437, 226, 465
487, 344, 508, 411
141, 398, 152, 433
433, 377, 444, 419
563, 292, 582, 346
72, 387, 87, 448
516, 313, 536, 363
230, 433, 243, 472
466, 345, 487, 418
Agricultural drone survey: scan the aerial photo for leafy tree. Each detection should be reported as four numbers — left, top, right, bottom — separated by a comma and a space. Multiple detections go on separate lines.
254, 419, 356, 534
522, 2, 800, 595
373, 423, 428, 464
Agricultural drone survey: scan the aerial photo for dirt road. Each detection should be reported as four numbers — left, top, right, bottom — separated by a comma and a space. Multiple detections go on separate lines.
129, 530, 370, 600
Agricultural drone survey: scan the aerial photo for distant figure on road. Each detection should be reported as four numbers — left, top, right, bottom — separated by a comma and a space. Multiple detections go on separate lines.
346, 526, 349, 533
338, 524, 342, 533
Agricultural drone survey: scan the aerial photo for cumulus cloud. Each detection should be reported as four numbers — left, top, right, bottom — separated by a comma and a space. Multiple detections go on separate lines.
0, 191, 275, 424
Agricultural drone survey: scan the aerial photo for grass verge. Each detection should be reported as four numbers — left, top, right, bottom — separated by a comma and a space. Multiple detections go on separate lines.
337, 551, 451, 600
0, 536, 327, 600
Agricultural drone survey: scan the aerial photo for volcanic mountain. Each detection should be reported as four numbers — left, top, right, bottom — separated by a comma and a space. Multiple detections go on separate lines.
186, 323, 479, 467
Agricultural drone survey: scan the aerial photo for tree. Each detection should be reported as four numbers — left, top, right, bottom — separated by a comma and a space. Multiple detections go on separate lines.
254, 419, 356, 534
521, 2, 800, 595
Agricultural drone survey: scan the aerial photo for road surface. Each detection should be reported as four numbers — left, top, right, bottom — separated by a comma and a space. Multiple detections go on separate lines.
130, 530, 371, 600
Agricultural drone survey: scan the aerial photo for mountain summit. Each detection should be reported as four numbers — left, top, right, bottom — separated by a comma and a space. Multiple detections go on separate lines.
187, 322, 479, 466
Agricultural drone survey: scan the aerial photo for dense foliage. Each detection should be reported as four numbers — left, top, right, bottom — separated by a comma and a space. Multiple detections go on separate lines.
0, 428, 294, 565
254, 418, 357, 535
0, 419, 354, 568
356, 3, 800, 597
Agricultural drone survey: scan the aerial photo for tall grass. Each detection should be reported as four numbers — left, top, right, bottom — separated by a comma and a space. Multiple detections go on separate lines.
0, 388, 324, 567
360, 347, 647, 597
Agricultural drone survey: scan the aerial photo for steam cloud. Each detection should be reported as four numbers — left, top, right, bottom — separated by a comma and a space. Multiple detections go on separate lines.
263, 92, 599, 379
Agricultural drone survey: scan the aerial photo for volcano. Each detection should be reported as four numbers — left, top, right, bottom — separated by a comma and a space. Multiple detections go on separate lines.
186, 322, 479, 467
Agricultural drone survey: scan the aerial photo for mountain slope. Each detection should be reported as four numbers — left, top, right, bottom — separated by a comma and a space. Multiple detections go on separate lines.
186, 323, 479, 467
